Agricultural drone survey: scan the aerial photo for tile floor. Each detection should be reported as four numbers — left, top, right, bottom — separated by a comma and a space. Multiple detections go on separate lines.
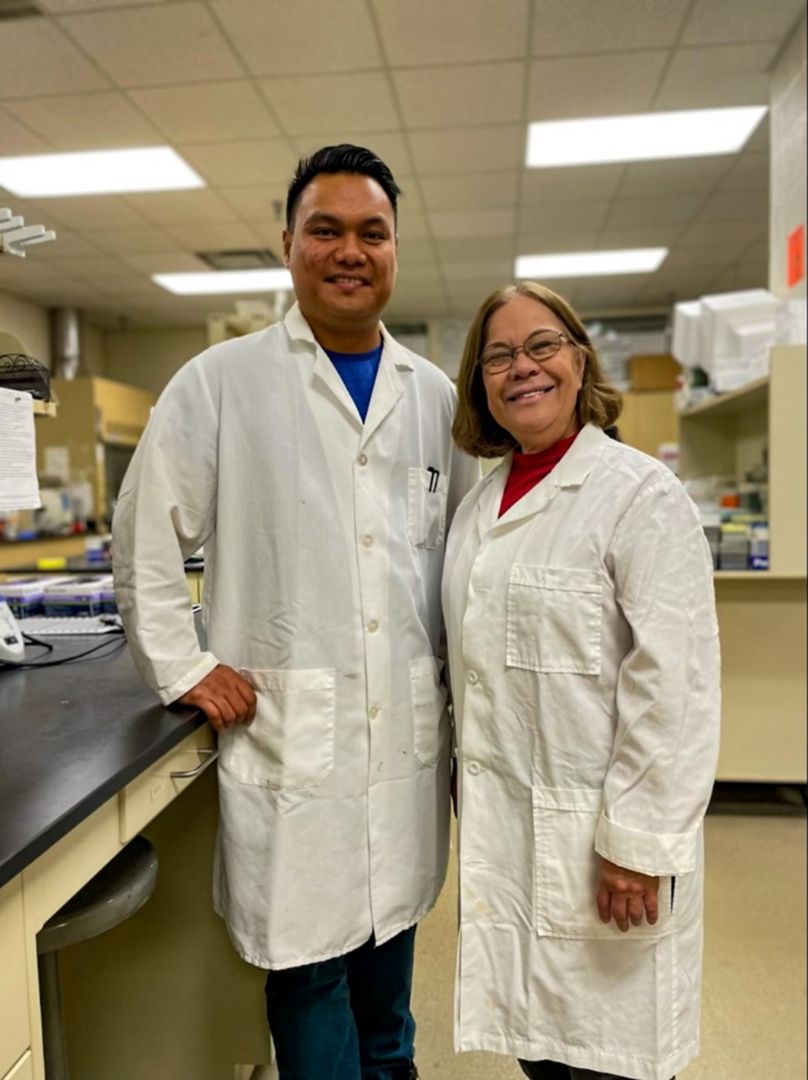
245, 804, 807, 1080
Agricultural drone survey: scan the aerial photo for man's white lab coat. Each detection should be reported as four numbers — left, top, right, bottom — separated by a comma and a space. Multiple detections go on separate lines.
113, 303, 478, 969
441, 425, 720, 1080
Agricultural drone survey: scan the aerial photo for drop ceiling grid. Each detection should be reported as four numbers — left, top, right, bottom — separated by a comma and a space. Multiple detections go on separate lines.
0, 0, 792, 324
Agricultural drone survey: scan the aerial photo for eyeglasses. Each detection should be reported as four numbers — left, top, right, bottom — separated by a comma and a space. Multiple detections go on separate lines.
478, 329, 572, 374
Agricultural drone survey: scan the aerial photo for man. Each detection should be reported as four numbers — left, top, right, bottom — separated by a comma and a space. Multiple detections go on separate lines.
113, 145, 478, 1080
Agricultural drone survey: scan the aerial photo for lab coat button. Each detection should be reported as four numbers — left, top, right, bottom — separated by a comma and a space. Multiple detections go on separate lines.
467, 761, 481, 776
367, 620, 379, 633
362, 534, 374, 548
467, 670, 479, 684
368, 705, 379, 720
358, 453, 368, 466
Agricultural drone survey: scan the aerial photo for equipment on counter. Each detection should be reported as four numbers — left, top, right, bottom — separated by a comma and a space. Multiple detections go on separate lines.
18, 614, 122, 636
0, 575, 73, 617
0, 600, 24, 662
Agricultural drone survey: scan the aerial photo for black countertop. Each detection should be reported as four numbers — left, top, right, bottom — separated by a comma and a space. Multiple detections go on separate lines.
0, 634, 207, 888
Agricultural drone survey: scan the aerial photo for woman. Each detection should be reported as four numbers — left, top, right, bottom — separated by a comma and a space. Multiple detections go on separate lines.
442, 283, 720, 1080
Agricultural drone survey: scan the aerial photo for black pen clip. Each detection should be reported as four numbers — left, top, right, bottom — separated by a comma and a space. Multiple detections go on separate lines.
426, 466, 440, 493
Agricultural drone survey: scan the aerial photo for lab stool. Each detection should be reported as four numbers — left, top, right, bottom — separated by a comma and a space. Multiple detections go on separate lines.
36, 835, 159, 1080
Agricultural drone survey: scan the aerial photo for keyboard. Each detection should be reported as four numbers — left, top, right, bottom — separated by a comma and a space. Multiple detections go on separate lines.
19, 615, 123, 637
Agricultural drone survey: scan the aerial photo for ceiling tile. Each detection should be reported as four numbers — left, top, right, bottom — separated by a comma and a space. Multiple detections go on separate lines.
259, 73, 398, 135
618, 157, 732, 199
438, 258, 513, 282
372, 0, 529, 67
0, 19, 110, 99
532, 0, 689, 55
679, 0, 805, 46
435, 236, 515, 261
128, 82, 278, 143
121, 253, 210, 274
219, 185, 288, 222
162, 221, 262, 250
595, 224, 682, 248
179, 139, 298, 186
718, 153, 769, 190
5, 91, 160, 149
28, 228, 105, 258
606, 195, 705, 228
58, 2, 244, 88
409, 125, 523, 174
394, 62, 525, 129
396, 210, 430, 240
521, 165, 624, 204
697, 188, 769, 222
290, 132, 413, 176
572, 274, 657, 308
428, 207, 516, 239
519, 200, 610, 232
210, 0, 382, 76
676, 219, 766, 248
516, 230, 599, 253
0, 109, 51, 153
420, 171, 519, 211
44, 253, 133, 279
85, 224, 181, 254
26, 196, 149, 229
654, 43, 778, 108
123, 189, 240, 225
528, 51, 667, 119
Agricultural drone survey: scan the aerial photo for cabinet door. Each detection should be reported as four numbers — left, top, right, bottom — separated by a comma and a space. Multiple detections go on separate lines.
0, 878, 30, 1077
3, 1051, 33, 1080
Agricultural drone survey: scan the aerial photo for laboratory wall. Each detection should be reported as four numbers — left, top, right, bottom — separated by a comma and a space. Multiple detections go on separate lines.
769, 12, 807, 300
0, 290, 50, 364
103, 326, 207, 396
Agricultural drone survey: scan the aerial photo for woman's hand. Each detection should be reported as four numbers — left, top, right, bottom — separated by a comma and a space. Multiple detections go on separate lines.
596, 856, 659, 932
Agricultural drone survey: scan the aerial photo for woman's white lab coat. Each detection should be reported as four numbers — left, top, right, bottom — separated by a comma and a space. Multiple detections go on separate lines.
113, 303, 478, 970
442, 424, 720, 1080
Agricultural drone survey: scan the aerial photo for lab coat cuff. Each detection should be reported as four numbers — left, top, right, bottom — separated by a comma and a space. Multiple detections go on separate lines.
595, 811, 698, 876
162, 652, 220, 706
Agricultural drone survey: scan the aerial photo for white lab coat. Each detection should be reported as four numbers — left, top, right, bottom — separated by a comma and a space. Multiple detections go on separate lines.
442, 424, 720, 1080
113, 303, 478, 969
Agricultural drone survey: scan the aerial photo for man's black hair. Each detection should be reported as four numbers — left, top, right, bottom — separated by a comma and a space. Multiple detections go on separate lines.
285, 144, 402, 229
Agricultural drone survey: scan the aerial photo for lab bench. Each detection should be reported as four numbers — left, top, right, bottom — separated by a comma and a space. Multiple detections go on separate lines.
0, 635, 267, 1080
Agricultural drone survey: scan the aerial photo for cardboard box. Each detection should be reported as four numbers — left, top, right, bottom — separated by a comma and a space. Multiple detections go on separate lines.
628, 354, 682, 391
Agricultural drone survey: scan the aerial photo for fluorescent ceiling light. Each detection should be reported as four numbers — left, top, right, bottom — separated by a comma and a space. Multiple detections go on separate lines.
153, 269, 293, 295
0, 147, 204, 197
526, 106, 767, 167
516, 248, 668, 279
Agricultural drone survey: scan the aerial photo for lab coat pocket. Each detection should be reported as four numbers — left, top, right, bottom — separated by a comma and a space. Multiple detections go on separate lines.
408, 467, 449, 550
410, 656, 449, 766
532, 786, 672, 940
220, 668, 336, 790
506, 565, 601, 674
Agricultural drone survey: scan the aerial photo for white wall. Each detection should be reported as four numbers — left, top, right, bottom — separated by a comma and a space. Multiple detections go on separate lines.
769, 13, 807, 300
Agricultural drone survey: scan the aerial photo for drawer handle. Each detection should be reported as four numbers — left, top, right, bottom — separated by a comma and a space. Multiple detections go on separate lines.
170, 748, 218, 779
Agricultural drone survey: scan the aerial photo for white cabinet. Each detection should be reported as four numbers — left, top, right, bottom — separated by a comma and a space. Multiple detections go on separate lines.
678, 347, 807, 781
0, 878, 29, 1078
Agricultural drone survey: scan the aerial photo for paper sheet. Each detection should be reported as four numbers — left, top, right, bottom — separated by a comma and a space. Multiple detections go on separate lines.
0, 386, 41, 511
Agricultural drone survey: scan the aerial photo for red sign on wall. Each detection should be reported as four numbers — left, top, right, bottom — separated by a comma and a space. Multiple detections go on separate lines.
787, 223, 805, 288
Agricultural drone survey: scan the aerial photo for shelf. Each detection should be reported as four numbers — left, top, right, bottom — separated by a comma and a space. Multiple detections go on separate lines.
31, 399, 57, 418
680, 376, 768, 420
714, 571, 806, 581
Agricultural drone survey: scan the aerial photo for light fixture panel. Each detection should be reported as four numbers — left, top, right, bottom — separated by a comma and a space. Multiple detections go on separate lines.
515, 248, 668, 279
526, 107, 767, 168
0, 147, 204, 197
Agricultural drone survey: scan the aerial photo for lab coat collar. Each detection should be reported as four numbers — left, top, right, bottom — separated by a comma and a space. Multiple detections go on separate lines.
282, 301, 412, 443
476, 423, 608, 536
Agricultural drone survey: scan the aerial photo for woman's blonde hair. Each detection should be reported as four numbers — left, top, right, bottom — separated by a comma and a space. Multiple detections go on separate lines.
452, 282, 622, 458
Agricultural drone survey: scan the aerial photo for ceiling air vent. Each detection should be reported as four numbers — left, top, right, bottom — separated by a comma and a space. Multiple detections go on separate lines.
197, 248, 282, 271
0, 0, 41, 18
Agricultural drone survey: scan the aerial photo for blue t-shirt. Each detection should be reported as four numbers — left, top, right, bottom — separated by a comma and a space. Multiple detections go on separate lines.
325, 342, 383, 422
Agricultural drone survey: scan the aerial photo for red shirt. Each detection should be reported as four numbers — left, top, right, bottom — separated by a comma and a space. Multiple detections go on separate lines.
499, 431, 580, 518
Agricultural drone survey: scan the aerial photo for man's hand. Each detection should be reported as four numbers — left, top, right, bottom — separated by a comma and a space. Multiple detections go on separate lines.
178, 664, 257, 733
596, 856, 660, 933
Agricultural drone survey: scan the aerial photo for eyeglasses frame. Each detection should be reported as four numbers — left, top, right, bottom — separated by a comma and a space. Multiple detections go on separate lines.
477, 329, 574, 375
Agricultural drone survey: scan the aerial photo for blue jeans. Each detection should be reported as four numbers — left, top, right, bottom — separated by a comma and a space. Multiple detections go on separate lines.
265, 927, 417, 1080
